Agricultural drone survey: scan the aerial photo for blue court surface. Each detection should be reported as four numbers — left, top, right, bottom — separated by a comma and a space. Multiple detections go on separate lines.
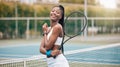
0, 43, 120, 65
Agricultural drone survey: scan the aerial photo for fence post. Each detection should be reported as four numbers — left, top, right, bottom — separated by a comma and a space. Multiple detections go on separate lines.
34, 19, 37, 38
26, 18, 30, 40
84, 0, 88, 38
91, 19, 94, 37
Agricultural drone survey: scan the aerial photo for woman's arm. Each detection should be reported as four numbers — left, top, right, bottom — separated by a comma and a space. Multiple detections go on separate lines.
42, 23, 61, 56
44, 26, 60, 50
40, 37, 60, 56
40, 38, 46, 55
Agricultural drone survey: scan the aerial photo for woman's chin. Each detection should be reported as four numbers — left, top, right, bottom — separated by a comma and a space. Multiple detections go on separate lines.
50, 18, 57, 22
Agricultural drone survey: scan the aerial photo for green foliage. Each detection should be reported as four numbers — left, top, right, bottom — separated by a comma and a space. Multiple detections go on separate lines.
0, 2, 120, 17
60, 0, 84, 4
60, 0, 96, 5
0, 2, 120, 39
0, 2, 14, 17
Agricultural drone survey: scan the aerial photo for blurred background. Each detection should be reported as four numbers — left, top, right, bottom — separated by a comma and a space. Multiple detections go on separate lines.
0, 0, 120, 67
0, 0, 120, 40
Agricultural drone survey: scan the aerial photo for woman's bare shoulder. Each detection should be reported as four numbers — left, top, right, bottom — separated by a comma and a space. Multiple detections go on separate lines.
54, 24, 62, 29
52, 24, 62, 33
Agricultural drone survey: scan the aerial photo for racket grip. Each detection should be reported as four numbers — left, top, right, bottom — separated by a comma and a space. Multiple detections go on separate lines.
53, 56, 56, 59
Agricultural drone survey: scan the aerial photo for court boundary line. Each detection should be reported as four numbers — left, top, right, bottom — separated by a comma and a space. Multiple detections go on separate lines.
64, 43, 120, 55
69, 61, 120, 65
68, 57, 120, 65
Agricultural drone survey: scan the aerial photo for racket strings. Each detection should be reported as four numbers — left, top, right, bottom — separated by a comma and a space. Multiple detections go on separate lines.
61, 11, 87, 53
64, 11, 87, 37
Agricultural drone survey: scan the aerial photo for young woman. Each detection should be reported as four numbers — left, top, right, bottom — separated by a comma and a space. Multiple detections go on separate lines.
40, 5, 69, 67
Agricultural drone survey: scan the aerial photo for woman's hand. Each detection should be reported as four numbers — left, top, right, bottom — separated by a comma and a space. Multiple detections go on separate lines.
42, 23, 48, 33
51, 50, 60, 57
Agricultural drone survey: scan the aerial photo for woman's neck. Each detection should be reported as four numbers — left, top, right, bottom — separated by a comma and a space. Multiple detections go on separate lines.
50, 21, 58, 27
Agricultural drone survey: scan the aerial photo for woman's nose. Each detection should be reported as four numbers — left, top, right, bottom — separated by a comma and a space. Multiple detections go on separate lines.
53, 11, 57, 14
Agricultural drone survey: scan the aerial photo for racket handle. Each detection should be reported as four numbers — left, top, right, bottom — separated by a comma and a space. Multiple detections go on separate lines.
53, 56, 56, 59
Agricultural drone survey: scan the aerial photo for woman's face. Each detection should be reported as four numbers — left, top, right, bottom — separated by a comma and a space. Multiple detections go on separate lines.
50, 7, 62, 22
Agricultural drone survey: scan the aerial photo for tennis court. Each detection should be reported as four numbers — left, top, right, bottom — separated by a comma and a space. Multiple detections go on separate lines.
0, 39, 120, 67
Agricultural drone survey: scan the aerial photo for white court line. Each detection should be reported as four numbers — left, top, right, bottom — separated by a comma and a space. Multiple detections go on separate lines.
1, 43, 120, 59
0, 54, 33, 57
64, 43, 120, 55
69, 61, 120, 65
68, 58, 120, 63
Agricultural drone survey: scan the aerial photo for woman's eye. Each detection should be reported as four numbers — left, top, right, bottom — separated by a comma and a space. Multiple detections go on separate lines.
56, 11, 60, 14
51, 9, 55, 12
51, 11, 54, 12
57, 12, 59, 14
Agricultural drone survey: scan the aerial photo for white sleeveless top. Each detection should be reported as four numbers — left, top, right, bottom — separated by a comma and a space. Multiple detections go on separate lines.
47, 28, 62, 46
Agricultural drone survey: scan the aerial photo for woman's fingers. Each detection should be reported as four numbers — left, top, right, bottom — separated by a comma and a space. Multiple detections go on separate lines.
51, 50, 60, 56
42, 23, 48, 32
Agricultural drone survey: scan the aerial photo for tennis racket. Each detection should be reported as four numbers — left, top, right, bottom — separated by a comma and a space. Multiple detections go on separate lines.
60, 11, 88, 53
